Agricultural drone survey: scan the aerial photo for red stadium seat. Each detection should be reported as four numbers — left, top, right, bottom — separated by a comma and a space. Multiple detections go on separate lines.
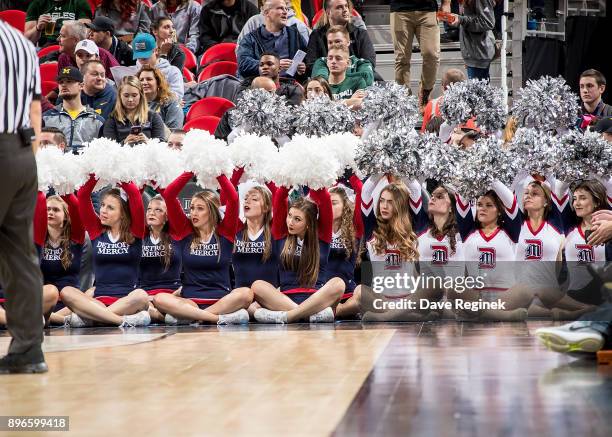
39, 63, 59, 83
86, 0, 97, 16
311, 8, 361, 28
183, 115, 221, 134
0, 9, 26, 33
182, 67, 195, 82
186, 97, 235, 122
200, 43, 237, 67
142, 0, 153, 8
42, 80, 57, 96
180, 44, 197, 72
197, 61, 237, 82
37, 44, 61, 58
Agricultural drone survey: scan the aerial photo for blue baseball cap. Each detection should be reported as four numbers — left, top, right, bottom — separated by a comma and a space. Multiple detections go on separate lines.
132, 33, 156, 60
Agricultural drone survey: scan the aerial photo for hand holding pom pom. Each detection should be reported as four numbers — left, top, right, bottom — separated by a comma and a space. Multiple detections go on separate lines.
229, 133, 278, 182
292, 96, 355, 137
181, 129, 233, 188
229, 88, 292, 139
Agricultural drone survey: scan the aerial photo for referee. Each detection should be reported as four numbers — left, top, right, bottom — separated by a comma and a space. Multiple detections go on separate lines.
0, 19, 47, 374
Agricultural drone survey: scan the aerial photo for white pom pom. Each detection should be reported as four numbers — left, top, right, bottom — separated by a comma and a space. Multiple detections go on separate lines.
140, 139, 183, 189
322, 132, 361, 176
181, 129, 233, 188
273, 135, 341, 189
78, 137, 123, 190
229, 133, 278, 182
36, 147, 87, 195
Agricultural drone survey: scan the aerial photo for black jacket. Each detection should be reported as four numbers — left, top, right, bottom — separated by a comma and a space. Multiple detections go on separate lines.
197, 0, 259, 55
102, 110, 167, 144
304, 23, 376, 75
109, 36, 135, 67
162, 43, 186, 71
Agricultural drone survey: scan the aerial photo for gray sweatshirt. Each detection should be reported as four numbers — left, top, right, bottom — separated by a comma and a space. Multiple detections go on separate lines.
150, 1, 202, 53
458, 0, 496, 69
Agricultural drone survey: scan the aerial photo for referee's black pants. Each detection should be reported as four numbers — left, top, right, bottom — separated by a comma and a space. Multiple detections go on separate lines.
0, 134, 44, 355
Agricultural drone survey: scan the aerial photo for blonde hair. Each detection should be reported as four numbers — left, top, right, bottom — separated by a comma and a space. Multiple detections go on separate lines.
190, 190, 222, 261
329, 186, 356, 260
112, 76, 149, 125
371, 183, 419, 261
280, 198, 320, 288
46, 196, 73, 270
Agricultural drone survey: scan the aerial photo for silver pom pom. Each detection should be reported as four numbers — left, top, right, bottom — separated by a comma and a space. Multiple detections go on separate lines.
356, 82, 419, 132
507, 127, 562, 176
451, 136, 519, 200
439, 79, 507, 132
554, 130, 612, 183
418, 133, 465, 182
230, 88, 292, 138
511, 76, 580, 130
355, 128, 422, 178
292, 96, 355, 136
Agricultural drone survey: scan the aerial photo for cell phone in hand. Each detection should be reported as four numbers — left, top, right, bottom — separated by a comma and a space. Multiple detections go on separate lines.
130, 125, 142, 135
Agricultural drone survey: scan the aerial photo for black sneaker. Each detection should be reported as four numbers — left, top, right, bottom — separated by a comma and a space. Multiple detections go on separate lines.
0, 347, 48, 374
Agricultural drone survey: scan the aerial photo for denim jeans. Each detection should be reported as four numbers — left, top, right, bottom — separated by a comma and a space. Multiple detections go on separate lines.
466, 66, 490, 80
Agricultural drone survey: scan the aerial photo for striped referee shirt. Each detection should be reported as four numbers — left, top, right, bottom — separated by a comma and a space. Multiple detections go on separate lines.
0, 20, 41, 134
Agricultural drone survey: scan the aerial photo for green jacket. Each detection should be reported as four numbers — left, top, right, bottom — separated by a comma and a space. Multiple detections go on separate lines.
329, 76, 367, 100
311, 55, 374, 87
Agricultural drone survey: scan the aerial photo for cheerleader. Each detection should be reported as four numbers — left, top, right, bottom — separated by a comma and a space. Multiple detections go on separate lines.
60, 175, 151, 327
33, 192, 84, 324
329, 175, 364, 319
153, 171, 251, 325
251, 185, 346, 324
138, 194, 182, 322
562, 179, 612, 306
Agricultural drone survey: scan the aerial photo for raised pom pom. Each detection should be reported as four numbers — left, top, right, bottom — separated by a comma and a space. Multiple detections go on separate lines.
181, 129, 233, 188
355, 128, 421, 178
554, 130, 612, 183
229, 133, 278, 182
36, 147, 87, 195
356, 82, 419, 132
292, 96, 355, 136
229, 88, 292, 138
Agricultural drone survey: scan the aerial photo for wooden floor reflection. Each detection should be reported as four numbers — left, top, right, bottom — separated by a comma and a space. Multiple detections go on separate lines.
0, 322, 610, 436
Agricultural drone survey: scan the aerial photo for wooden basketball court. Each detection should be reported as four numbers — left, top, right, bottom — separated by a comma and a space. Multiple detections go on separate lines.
1, 322, 611, 436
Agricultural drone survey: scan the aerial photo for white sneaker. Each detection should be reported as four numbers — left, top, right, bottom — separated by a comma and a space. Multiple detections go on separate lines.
120, 311, 151, 328
535, 321, 605, 354
309, 307, 334, 323
67, 313, 93, 328
164, 314, 193, 325
254, 308, 288, 324
218, 309, 249, 325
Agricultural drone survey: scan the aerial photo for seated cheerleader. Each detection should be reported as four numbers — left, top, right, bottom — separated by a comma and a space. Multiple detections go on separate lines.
251, 185, 346, 324
328, 177, 364, 319
357, 175, 430, 322
138, 195, 182, 323
60, 175, 151, 327
561, 180, 612, 307
33, 193, 84, 325
459, 182, 530, 321
418, 184, 467, 317
153, 171, 251, 325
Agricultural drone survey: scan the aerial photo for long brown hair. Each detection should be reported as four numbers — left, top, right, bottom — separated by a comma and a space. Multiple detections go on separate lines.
329, 186, 357, 260
427, 185, 459, 256
46, 196, 73, 270
102, 189, 135, 244
112, 76, 149, 125
475, 190, 505, 229
372, 183, 419, 261
190, 190, 222, 261
138, 65, 175, 104
525, 180, 552, 219
280, 198, 320, 288
237, 186, 273, 262
148, 195, 173, 270
572, 179, 608, 222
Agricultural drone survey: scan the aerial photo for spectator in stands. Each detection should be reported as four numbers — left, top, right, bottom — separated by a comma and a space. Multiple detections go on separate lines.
305, 76, 333, 100
151, 17, 185, 71
167, 128, 186, 150
138, 65, 184, 130
133, 32, 185, 101
390, 0, 450, 111
420, 68, 465, 132
95, 0, 151, 37
25, 0, 91, 47
59, 36, 119, 81
593, 117, 612, 143
151, 0, 202, 54
446, 0, 496, 80
197, 0, 259, 55
86, 16, 135, 67
237, 0, 308, 79
304, 0, 374, 76
310, 25, 374, 87
80, 60, 117, 120
103, 76, 167, 144
40, 127, 68, 151
326, 43, 365, 105
579, 69, 612, 118
239, 52, 303, 105
42, 66, 105, 153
